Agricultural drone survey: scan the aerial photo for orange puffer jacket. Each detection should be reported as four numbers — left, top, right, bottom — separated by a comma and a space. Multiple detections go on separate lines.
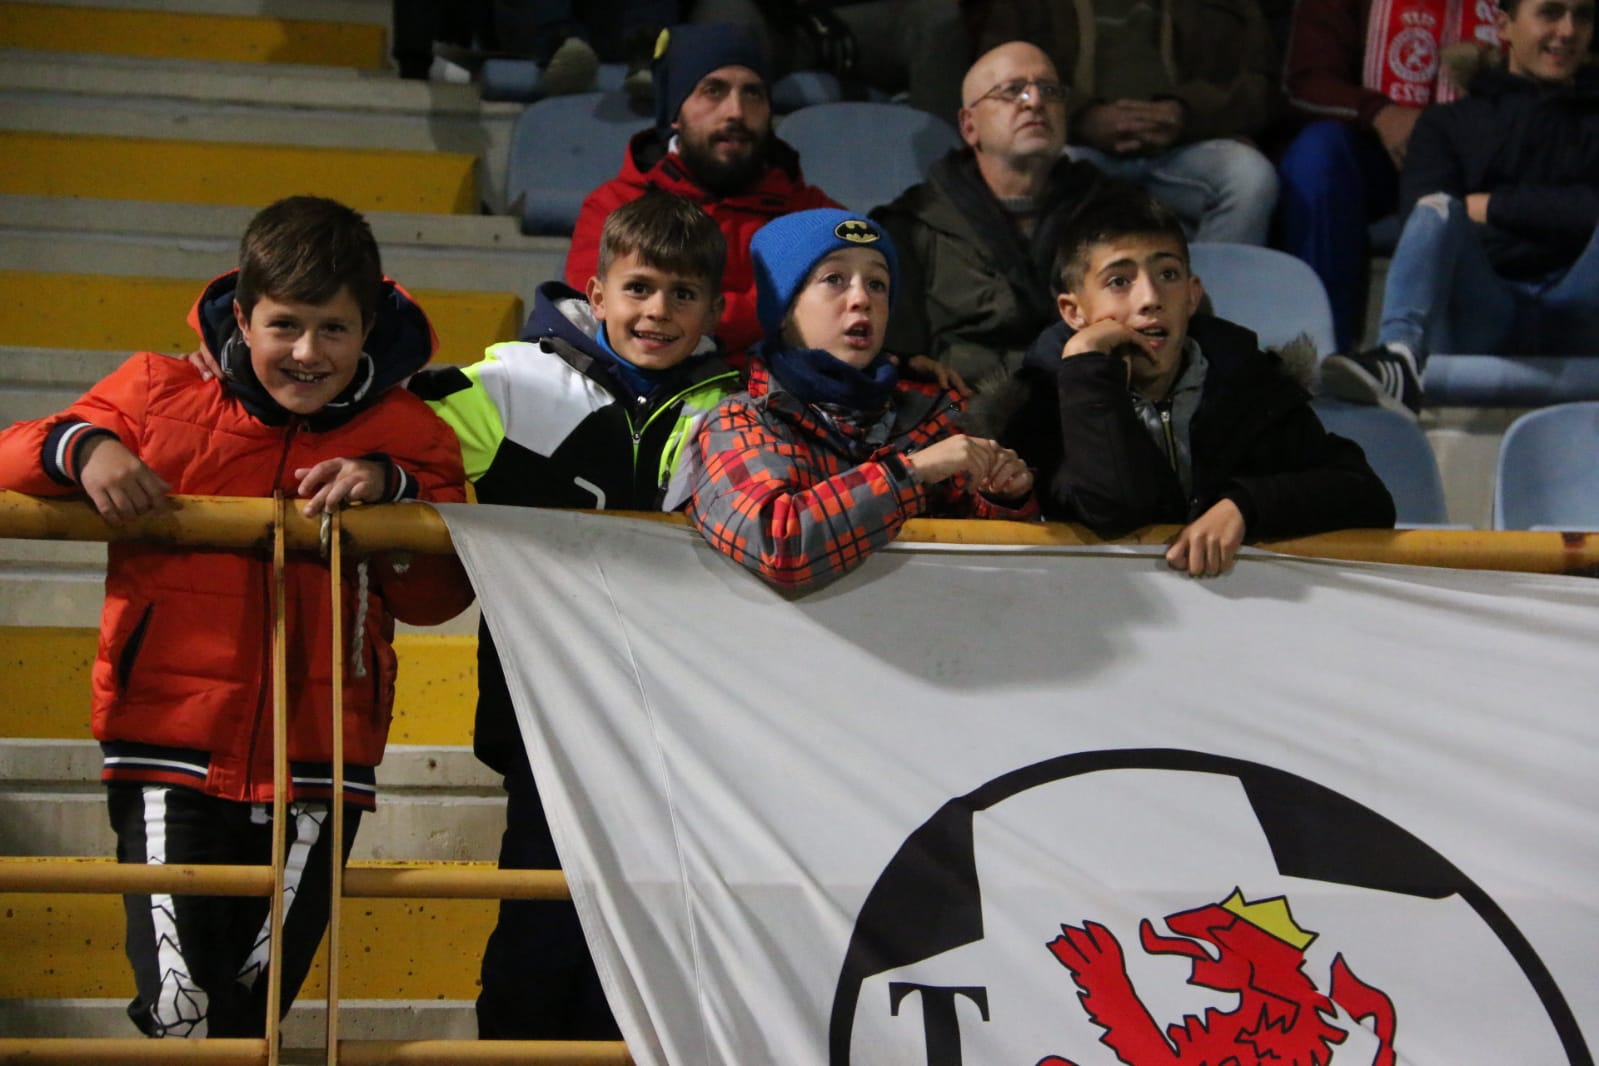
0, 275, 472, 808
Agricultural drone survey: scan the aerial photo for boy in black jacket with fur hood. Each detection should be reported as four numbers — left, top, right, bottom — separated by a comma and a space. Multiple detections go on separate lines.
986, 184, 1395, 575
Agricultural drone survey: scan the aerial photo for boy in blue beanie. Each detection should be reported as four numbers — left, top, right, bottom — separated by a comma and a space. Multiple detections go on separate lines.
688, 208, 1038, 591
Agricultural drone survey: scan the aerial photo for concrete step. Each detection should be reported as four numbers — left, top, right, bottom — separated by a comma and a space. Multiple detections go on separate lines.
0, 126, 482, 215
0, 272, 521, 363
0, 998, 478, 1042
0, 343, 131, 388
1, 869, 498, 999
0, 193, 557, 256
0, 51, 522, 209
0, 221, 558, 312
0, 46, 501, 118
0, 786, 506, 863
1423, 407, 1519, 530
0, 546, 479, 634
0, 483, 481, 632
0, 1, 388, 68
0, 739, 503, 861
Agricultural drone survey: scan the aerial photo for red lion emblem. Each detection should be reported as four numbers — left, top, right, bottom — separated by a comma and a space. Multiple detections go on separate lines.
1038, 889, 1397, 1066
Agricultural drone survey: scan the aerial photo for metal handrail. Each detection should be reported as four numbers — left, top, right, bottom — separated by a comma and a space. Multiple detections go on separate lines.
0, 857, 569, 898
4, 490, 1598, 573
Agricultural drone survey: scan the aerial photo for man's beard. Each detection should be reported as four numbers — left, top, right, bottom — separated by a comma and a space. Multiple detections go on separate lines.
677, 124, 772, 198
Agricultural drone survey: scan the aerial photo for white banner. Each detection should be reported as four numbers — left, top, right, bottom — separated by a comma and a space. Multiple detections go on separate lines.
441, 506, 1599, 1066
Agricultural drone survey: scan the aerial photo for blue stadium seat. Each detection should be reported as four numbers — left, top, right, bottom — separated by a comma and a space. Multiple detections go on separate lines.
481, 59, 627, 102
1423, 354, 1599, 407
1493, 402, 1599, 529
506, 91, 647, 235
1312, 399, 1451, 527
1188, 242, 1338, 358
771, 71, 844, 113
775, 101, 960, 214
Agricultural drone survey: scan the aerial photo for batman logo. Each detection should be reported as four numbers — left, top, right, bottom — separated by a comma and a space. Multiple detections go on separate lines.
834, 220, 880, 244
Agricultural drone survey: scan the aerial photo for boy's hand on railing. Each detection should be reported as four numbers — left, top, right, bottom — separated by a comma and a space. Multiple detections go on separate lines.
78, 437, 172, 524
1165, 498, 1245, 577
295, 458, 387, 517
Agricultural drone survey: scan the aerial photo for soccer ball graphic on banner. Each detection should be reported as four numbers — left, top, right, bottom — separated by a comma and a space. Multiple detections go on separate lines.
831, 749, 1587, 1066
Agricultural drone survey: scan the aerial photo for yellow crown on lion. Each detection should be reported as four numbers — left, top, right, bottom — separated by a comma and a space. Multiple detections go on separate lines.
1220, 888, 1317, 950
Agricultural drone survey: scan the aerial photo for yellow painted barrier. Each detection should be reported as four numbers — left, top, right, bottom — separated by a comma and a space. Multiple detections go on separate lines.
0, 132, 477, 215
0, 3, 386, 67
0, 273, 520, 366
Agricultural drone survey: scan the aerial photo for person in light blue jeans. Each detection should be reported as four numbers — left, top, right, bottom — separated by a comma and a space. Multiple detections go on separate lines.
1380, 193, 1599, 365
1063, 139, 1278, 245
1320, 0, 1599, 415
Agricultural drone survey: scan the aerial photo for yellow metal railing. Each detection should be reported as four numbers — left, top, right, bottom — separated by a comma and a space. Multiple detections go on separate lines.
3, 490, 1597, 1065
4, 490, 1599, 573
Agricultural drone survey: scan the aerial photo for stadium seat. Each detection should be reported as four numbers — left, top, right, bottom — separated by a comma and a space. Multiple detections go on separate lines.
775, 101, 960, 214
771, 71, 845, 113
1422, 354, 1599, 407
1493, 402, 1599, 530
481, 59, 627, 102
1188, 242, 1338, 358
1312, 399, 1451, 527
506, 91, 647, 235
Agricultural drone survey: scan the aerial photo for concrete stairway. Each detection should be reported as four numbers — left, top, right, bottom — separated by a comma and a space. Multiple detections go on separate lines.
0, 0, 557, 1040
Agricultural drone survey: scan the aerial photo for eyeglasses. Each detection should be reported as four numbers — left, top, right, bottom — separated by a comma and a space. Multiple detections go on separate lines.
966, 78, 1068, 108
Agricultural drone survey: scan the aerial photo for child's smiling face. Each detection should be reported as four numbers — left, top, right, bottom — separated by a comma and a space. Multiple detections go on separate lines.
236, 286, 370, 415
588, 251, 722, 371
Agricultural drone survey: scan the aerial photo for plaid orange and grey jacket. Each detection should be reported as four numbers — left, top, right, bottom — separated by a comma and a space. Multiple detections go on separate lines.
687, 362, 1038, 591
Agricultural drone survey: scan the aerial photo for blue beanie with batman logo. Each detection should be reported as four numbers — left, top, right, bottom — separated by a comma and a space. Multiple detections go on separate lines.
751, 209, 899, 343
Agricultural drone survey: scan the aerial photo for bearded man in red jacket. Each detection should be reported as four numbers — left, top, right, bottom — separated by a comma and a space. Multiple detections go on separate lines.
564, 22, 841, 365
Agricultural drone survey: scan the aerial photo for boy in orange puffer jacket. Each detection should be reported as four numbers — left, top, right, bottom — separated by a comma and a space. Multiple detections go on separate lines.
0, 196, 473, 1038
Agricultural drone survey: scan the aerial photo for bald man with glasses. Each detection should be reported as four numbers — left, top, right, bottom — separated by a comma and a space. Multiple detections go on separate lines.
980, 0, 1280, 247
873, 42, 1107, 383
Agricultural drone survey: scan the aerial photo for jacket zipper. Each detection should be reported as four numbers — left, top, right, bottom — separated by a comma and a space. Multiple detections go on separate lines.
1158, 403, 1179, 473
627, 371, 738, 484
